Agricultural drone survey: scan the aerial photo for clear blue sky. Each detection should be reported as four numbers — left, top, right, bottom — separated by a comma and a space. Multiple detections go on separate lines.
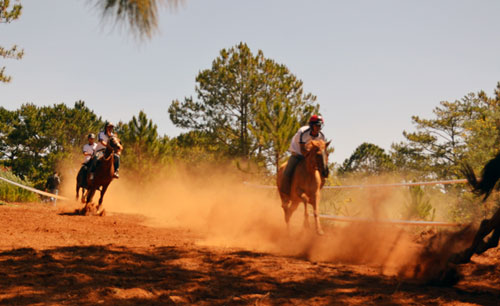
2, 0, 500, 164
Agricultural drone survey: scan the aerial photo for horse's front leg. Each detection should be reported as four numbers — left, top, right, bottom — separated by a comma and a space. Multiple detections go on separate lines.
311, 190, 324, 235
451, 216, 497, 264
96, 184, 109, 214
300, 193, 310, 229
474, 208, 500, 255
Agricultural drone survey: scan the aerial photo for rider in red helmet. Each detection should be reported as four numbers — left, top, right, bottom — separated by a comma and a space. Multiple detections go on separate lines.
279, 115, 327, 196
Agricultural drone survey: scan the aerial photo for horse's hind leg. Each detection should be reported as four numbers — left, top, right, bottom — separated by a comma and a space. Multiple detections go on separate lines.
284, 200, 301, 232
84, 188, 97, 215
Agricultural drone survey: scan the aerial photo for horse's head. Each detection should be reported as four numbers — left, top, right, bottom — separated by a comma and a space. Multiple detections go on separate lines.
108, 136, 123, 155
305, 140, 331, 178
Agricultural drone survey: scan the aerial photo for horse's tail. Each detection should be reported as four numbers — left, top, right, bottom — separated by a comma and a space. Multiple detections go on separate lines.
463, 152, 500, 201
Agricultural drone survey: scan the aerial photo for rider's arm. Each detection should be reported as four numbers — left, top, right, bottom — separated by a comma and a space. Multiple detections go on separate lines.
300, 143, 307, 155
98, 132, 108, 147
299, 130, 307, 155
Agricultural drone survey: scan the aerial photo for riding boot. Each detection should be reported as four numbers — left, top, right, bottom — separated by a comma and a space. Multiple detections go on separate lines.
89, 155, 97, 181
113, 154, 120, 178
279, 154, 303, 196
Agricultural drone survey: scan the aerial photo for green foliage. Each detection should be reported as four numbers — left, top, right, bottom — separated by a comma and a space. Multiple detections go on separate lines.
394, 84, 500, 180
0, 0, 24, 83
119, 110, 173, 181
0, 167, 39, 202
0, 101, 102, 188
169, 42, 319, 171
339, 142, 394, 176
403, 186, 434, 221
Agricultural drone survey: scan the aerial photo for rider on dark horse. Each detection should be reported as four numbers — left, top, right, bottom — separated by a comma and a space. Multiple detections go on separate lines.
83, 133, 97, 164
89, 122, 120, 181
279, 115, 327, 197
76, 133, 97, 188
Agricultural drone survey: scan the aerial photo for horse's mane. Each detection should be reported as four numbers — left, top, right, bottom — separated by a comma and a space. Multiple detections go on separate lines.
304, 139, 326, 152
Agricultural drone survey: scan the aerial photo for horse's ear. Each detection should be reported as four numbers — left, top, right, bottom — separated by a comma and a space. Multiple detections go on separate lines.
326, 140, 331, 148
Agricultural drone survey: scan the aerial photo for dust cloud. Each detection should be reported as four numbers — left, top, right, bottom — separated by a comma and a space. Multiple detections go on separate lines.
58, 162, 470, 279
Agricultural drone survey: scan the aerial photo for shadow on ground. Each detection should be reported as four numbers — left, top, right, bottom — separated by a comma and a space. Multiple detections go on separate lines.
0, 245, 498, 305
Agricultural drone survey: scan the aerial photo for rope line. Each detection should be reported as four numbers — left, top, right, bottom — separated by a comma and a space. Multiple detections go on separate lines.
243, 179, 468, 190
244, 179, 468, 227
319, 214, 461, 227
323, 179, 468, 189
0, 176, 69, 201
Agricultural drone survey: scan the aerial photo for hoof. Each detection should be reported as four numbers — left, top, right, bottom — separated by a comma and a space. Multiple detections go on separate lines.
316, 229, 325, 236
98, 209, 106, 217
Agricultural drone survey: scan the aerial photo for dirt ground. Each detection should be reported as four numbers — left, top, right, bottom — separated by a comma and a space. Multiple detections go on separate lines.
0, 201, 499, 306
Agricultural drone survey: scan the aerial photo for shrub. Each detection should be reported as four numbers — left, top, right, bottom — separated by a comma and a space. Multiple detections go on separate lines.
0, 167, 39, 202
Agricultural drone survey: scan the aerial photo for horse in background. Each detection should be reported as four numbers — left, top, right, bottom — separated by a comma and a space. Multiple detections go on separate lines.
81, 135, 122, 216
277, 139, 331, 235
450, 152, 500, 263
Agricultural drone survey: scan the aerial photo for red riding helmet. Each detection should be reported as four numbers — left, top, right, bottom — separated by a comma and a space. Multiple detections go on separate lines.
309, 115, 324, 127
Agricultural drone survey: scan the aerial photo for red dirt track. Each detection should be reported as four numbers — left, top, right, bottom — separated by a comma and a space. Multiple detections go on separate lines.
1, 202, 499, 305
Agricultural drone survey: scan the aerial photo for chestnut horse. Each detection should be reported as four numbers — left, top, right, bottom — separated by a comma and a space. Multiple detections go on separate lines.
81, 136, 122, 216
450, 152, 500, 263
277, 139, 331, 235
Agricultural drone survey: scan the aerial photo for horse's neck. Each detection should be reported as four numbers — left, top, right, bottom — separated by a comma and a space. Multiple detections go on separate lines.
303, 157, 324, 184
104, 147, 113, 158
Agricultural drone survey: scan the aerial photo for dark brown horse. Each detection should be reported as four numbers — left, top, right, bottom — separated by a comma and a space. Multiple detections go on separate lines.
81, 136, 123, 216
277, 139, 331, 235
76, 164, 89, 203
450, 152, 500, 263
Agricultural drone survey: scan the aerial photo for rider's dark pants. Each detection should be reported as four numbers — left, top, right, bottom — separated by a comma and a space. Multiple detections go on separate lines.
89, 155, 98, 173
280, 154, 304, 196
114, 154, 120, 171
89, 153, 119, 173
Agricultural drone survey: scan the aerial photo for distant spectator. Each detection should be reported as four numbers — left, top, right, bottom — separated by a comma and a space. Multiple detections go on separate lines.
45, 172, 61, 206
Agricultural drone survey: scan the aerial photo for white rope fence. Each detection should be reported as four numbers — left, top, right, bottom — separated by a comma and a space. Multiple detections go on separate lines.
323, 179, 468, 189
244, 179, 468, 190
0, 176, 69, 201
318, 214, 460, 227
244, 179, 468, 227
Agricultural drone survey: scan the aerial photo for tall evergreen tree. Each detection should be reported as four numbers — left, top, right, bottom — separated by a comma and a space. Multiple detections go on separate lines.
394, 83, 500, 179
120, 111, 171, 179
169, 42, 318, 168
0, 0, 23, 83
339, 142, 394, 175
0, 102, 102, 187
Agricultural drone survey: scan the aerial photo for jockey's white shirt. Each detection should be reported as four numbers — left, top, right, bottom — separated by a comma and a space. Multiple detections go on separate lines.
82, 143, 97, 163
95, 131, 114, 153
289, 125, 326, 156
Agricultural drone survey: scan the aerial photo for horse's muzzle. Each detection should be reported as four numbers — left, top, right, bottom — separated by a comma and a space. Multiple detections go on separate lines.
322, 168, 329, 178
